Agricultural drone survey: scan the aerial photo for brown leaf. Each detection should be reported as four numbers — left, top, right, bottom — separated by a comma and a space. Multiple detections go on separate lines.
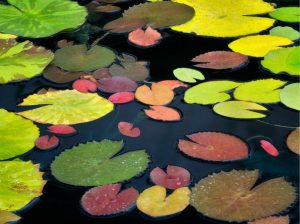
103, 17, 147, 33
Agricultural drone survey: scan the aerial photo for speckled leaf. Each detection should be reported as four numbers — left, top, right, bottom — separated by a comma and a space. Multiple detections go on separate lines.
269, 7, 300, 22
51, 140, 150, 186
280, 83, 300, 111
269, 26, 300, 41
17, 90, 114, 125
0, 39, 54, 84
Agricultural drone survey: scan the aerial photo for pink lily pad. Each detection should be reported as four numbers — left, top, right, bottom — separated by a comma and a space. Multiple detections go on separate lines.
108, 92, 135, 104
72, 79, 97, 93
97, 76, 137, 93
118, 122, 141, 138
35, 135, 59, 150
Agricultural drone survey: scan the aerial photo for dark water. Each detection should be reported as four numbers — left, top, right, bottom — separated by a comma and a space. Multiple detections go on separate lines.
0, 0, 299, 223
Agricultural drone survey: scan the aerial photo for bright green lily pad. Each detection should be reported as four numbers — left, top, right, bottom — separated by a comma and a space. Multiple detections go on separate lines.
0, 0, 87, 38
269, 26, 300, 41
173, 68, 205, 83
269, 7, 300, 22
261, 46, 300, 76
0, 160, 46, 211
0, 109, 39, 160
213, 101, 268, 119
51, 140, 150, 186
184, 81, 240, 105
233, 79, 286, 103
280, 83, 300, 111
0, 39, 54, 84
53, 45, 116, 72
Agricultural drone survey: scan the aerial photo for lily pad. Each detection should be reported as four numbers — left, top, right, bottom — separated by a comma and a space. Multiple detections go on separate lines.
118, 122, 141, 138
0, 210, 20, 224
72, 79, 97, 93
0, 109, 39, 160
261, 46, 300, 76
280, 83, 300, 111
97, 76, 137, 93
53, 45, 116, 72
156, 80, 188, 89
190, 169, 296, 222
171, 0, 275, 37
47, 125, 77, 136
108, 92, 135, 104
286, 128, 300, 155
51, 140, 150, 186
43, 65, 85, 84
0, 0, 87, 38
248, 216, 290, 224
269, 26, 300, 41
260, 140, 279, 157
0, 160, 46, 211
35, 135, 59, 151
18, 89, 114, 125
0, 39, 54, 84
128, 27, 162, 47
233, 79, 286, 103
228, 35, 293, 57
144, 106, 181, 121
184, 81, 240, 105
173, 68, 205, 83
103, 17, 147, 33
213, 101, 268, 119
269, 7, 300, 22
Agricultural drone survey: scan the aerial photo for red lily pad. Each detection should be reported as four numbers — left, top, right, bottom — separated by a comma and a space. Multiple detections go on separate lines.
178, 132, 249, 161
97, 76, 137, 93
81, 184, 139, 216
192, 51, 249, 70
150, 165, 190, 190
128, 27, 162, 47
157, 80, 188, 89
72, 79, 97, 93
35, 135, 59, 150
47, 125, 77, 135
144, 106, 181, 121
260, 140, 279, 157
108, 92, 135, 104
118, 122, 141, 138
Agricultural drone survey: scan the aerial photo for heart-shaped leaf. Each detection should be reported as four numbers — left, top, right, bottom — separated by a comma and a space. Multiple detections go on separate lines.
97, 76, 137, 93
72, 79, 97, 93
144, 106, 181, 121
286, 128, 300, 155
173, 68, 205, 83
47, 125, 77, 136
269, 7, 300, 22
156, 80, 188, 89
118, 122, 141, 138
248, 216, 289, 224
35, 135, 59, 151
269, 26, 300, 41
51, 140, 150, 186
128, 27, 162, 47
108, 92, 135, 104
280, 83, 300, 111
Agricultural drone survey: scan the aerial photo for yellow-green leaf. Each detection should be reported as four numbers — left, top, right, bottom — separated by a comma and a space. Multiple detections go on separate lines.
0, 33, 17, 40
173, 68, 205, 83
280, 83, 300, 111
0, 211, 20, 224
233, 79, 286, 103
228, 35, 293, 57
17, 90, 114, 125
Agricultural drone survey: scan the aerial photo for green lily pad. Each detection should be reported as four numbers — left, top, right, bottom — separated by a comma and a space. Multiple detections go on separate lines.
261, 46, 300, 76
184, 81, 240, 105
0, 0, 87, 38
0, 39, 54, 84
269, 7, 300, 22
233, 79, 286, 103
280, 83, 300, 111
51, 140, 150, 186
213, 101, 268, 119
0, 160, 46, 211
53, 45, 116, 72
269, 26, 300, 41
173, 68, 205, 83
0, 109, 39, 160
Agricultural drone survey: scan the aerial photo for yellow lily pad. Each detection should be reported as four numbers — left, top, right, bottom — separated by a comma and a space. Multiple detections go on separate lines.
0, 211, 20, 224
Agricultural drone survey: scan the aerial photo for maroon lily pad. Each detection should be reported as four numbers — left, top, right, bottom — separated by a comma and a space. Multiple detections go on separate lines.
97, 76, 137, 93
35, 135, 59, 150
118, 122, 141, 138
47, 125, 77, 136
72, 79, 97, 93
108, 92, 135, 104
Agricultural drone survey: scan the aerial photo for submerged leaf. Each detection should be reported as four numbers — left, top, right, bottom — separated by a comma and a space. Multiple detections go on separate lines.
144, 106, 181, 121
97, 76, 137, 93
128, 27, 162, 47
280, 83, 300, 111
269, 26, 300, 41
173, 68, 205, 83
286, 128, 300, 155
269, 7, 300, 22
35, 135, 59, 151
118, 122, 141, 138
190, 169, 296, 222
0, 210, 20, 224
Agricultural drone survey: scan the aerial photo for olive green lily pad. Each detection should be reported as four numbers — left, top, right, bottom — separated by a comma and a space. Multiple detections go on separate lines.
233, 79, 287, 103
53, 45, 116, 72
261, 46, 300, 76
184, 81, 240, 105
0, 0, 87, 38
0, 109, 39, 160
269, 26, 300, 41
269, 7, 300, 22
280, 83, 300, 111
0, 160, 46, 211
51, 140, 150, 186
0, 39, 54, 84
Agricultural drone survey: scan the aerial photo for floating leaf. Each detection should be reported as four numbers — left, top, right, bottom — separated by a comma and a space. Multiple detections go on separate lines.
178, 131, 249, 161
280, 83, 300, 111
97, 76, 137, 93
192, 51, 249, 70
156, 80, 188, 89
57, 39, 74, 49
135, 84, 174, 106
173, 68, 204, 83
94, 5, 121, 13
269, 7, 300, 22
213, 101, 268, 119
286, 128, 300, 155
0, 33, 17, 39
260, 140, 279, 157
128, 27, 162, 47
171, 0, 275, 37
103, 17, 147, 33
144, 106, 181, 121
190, 169, 297, 222
150, 165, 190, 189
269, 26, 300, 41
184, 81, 240, 105
233, 79, 286, 103
47, 125, 77, 136
248, 216, 290, 224
261, 46, 300, 76
0, 211, 20, 224
53, 45, 116, 72
35, 135, 59, 151
118, 122, 141, 138
18, 90, 114, 125
81, 184, 139, 216
51, 140, 150, 186
43, 65, 85, 84
0, 39, 54, 84
72, 79, 97, 93
0, 0, 87, 38
0, 109, 39, 160
137, 186, 190, 218
93, 68, 112, 79
108, 92, 135, 104
228, 35, 293, 57
0, 160, 46, 211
